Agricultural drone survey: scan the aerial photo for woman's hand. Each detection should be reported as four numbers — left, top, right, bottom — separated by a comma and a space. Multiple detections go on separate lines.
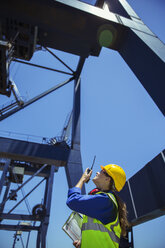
73, 240, 81, 248
75, 168, 93, 189
81, 168, 93, 183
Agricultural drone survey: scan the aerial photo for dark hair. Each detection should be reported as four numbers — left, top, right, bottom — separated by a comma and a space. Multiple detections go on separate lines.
109, 177, 129, 237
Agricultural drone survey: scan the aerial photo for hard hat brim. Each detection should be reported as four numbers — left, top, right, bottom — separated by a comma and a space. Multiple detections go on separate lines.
101, 165, 113, 178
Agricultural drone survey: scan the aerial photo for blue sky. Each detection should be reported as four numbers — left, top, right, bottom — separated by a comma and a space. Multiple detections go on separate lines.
0, 0, 165, 247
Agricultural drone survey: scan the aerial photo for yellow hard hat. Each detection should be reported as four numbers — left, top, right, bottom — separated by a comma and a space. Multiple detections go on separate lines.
101, 164, 126, 192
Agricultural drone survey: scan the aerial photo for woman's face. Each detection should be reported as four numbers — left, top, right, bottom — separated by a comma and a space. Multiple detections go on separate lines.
92, 170, 110, 189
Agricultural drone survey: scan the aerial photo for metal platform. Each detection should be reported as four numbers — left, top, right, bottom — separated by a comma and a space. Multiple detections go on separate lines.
0, 137, 69, 167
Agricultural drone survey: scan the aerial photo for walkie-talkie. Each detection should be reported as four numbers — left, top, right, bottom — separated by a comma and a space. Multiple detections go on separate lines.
86, 156, 96, 183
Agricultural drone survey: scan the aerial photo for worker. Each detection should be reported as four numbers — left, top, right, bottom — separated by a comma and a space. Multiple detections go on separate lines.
66, 164, 129, 248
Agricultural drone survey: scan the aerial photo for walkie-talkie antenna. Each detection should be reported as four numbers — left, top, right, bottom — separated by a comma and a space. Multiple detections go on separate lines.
86, 156, 96, 183
91, 155, 96, 170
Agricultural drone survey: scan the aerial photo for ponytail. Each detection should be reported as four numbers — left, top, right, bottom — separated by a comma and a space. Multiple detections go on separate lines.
113, 191, 129, 237
109, 177, 129, 237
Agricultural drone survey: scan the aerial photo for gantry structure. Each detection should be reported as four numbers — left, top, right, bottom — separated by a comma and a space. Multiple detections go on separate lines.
0, 0, 165, 247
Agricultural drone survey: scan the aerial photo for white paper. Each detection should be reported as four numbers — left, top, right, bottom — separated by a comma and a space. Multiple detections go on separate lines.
62, 212, 83, 241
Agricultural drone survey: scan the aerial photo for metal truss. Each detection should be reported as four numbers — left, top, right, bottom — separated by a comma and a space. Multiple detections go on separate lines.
0, 53, 85, 247
0, 0, 164, 115
0, 160, 54, 248
0, 46, 82, 120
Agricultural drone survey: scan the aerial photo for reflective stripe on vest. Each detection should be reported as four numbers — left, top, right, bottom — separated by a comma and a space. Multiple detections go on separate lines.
82, 216, 120, 244
81, 192, 121, 248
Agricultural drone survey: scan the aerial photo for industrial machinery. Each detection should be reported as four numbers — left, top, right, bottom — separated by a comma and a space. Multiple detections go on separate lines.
0, 1, 164, 247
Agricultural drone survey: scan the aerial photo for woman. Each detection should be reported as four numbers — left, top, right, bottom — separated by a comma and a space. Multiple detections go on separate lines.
66, 164, 129, 248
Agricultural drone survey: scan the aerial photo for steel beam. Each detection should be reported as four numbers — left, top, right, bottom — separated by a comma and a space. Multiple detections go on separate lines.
0, 164, 47, 211
119, 28, 165, 115
0, 224, 39, 231
0, 213, 40, 221
0, 166, 54, 247
0, 164, 50, 178
0, 171, 45, 214
7, 178, 45, 215
71, 56, 86, 147
0, 41, 11, 96
104, 0, 139, 19
0, 137, 70, 165
36, 230, 41, 248
119, 150, 165, 226
44, 166, 55, 214
0, 77, 74, 121
40, 166, 55, 248
12, 59, 73, 76
65, 57, 86, 194
0, 159, 10, 195
0, 0, 164, 113
44, 47, 74, 73
0, 181, 11, 213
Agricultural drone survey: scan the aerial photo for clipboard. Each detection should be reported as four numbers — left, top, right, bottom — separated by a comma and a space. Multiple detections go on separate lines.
62, 212, 83, 241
